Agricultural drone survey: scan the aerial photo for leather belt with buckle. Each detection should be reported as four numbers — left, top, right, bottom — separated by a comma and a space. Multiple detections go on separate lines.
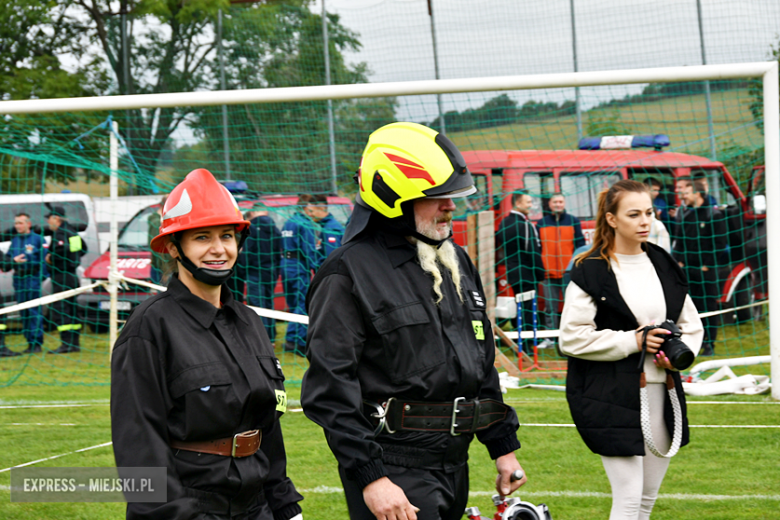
170, 430, 262, 458
364, 398, 511, 437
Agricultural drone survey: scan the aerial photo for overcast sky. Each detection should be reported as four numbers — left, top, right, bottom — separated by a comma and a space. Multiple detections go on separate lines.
309, 0, 780, 122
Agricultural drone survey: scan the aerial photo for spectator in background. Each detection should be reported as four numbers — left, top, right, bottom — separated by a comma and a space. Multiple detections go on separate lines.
305, 194, 344, 266
0, 213, 47, 356
668, 177, 691, 223
495, 192, 544, 353
148, 196, 168, 286
46, 206, 87, 354
538, 193, 585, 347
644, 177, 669, 222
672, 178, 727, 356
693, 175, 719, 207
280, 195, 319, 356
245, 204, 282, 343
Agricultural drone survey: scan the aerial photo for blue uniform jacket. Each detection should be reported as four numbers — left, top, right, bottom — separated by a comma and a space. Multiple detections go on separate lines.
317, 213, 344, 266
3, 232, 48, 287
245, 215, 282, 271
281, 212, 319, 272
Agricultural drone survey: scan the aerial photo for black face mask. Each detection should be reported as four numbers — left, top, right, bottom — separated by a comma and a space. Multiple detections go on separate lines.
172, 229, 249, 287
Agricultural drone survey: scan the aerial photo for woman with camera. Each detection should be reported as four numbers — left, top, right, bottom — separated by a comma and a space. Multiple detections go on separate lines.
560, 180, 703, 520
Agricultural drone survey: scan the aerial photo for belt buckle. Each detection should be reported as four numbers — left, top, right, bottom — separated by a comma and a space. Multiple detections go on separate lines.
232, 430, 258, 457
364, 397, 396, 436
451, 397, 465, 436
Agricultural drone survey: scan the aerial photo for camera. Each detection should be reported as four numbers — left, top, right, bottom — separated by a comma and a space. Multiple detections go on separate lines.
654, 319, 694, 370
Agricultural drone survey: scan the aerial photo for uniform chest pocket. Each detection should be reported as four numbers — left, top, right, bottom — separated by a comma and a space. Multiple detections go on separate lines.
371, 301, 444, 384
464, 290, 489, 364
168, 363, 241, 435
257, 356, 287, 415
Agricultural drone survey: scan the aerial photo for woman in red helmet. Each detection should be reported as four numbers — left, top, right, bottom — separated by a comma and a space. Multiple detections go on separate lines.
110, 169, 303, 520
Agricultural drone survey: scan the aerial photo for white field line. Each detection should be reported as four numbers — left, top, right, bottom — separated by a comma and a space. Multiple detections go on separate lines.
0, 403, 109, 410
296, 487, 780, 501
513, 423, 780, 428
502, 399, 780, 405
0, 399, 109, 406
0, 442, 112, 474
3, 423, 77, 426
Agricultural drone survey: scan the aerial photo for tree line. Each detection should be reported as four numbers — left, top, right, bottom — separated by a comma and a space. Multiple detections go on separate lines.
0, 0, 395, 195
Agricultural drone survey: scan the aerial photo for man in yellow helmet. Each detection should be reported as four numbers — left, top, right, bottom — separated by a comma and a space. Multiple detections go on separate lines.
301, 123, 526, 520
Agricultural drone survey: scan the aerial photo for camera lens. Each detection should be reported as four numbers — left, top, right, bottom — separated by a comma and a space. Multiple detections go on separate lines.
662, 337, 694, 370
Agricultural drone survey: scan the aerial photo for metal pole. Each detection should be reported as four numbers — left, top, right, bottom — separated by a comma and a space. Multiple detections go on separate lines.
121, 7, 134, 195
428, 0, 445, 134
108, 121, 119, 357
218, 9, 231, 180
763, 62, 780, 400
322, 0, 337, 194
570, 0, 582, 140
696, 0, 717, 160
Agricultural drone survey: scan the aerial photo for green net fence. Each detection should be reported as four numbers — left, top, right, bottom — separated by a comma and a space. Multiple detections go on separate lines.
0, 0, 775, 387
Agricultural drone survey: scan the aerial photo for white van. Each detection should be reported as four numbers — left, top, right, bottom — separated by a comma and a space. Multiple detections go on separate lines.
0, 193, 100, 315
92, 195, 162, 253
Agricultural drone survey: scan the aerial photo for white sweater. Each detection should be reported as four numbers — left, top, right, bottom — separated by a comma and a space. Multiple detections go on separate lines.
559, 252, 704, 383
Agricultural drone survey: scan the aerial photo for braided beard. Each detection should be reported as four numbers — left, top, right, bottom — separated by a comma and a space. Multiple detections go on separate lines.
415, 239, 464, 305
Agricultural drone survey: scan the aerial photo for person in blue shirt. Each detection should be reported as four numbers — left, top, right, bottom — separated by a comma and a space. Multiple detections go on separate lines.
1, 213, 47, 355
305, 194, 345, 267
644, 177, 670, 223
281, 195, 320, 356
244, 204, 282, 343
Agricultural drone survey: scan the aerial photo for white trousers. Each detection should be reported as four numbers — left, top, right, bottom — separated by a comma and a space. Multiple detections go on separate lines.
600, 383, 672, 520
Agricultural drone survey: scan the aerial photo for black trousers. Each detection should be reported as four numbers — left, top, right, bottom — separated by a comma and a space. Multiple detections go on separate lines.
50, 271, 81, 348
685, 266, 719, 343
506, 269, 538, 353
339, 464, 469, 520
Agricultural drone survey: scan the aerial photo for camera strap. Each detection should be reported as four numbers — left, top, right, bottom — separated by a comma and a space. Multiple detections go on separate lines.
638, 327, 684, 458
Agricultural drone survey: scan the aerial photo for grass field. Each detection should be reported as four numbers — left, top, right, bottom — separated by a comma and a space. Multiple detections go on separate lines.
0, 322, 777, 520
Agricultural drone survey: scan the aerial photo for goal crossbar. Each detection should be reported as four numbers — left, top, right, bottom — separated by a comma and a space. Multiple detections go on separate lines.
0, 63, 774, 113
1, 62, 777, 400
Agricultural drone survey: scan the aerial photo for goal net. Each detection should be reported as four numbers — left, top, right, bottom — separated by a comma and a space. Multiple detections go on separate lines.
0, 62, 776, 399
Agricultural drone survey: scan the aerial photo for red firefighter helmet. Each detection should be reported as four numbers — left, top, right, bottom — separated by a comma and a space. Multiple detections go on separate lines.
150, 169, 249, 253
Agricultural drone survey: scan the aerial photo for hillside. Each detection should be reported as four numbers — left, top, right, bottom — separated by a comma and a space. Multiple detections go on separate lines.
447, 89, 760, 156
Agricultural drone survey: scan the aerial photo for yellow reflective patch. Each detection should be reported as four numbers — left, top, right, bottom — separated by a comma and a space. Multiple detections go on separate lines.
68, 235, 83, 253
472, 320, 485, 340
275, 389, 287, 413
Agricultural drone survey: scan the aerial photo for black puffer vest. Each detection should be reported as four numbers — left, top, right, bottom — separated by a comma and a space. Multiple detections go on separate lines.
567, 242, 691, 456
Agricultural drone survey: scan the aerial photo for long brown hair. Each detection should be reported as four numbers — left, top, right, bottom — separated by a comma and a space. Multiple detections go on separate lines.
575, 179, 651, 266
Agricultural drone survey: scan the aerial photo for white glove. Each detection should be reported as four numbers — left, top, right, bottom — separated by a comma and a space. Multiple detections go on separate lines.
288, 515, 303, 520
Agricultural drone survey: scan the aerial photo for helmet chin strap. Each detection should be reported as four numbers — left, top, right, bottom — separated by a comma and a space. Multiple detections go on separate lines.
172, 228, 249, 287
409, 228, 451, 248
174, 246, 234, 286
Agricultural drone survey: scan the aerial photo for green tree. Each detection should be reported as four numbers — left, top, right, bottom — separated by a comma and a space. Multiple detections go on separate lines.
0, 0, 109, 192
187, 3, 396, 194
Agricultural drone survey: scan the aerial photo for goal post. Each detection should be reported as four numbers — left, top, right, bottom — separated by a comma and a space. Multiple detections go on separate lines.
1, 62, 777, 399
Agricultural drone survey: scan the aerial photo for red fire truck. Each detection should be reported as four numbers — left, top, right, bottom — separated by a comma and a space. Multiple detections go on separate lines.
453, 135, 764, 323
